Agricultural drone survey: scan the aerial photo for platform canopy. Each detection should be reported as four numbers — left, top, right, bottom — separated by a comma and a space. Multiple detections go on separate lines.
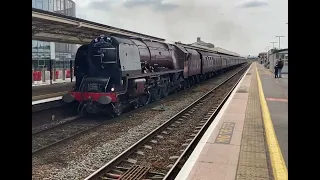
32, 8, 165, 44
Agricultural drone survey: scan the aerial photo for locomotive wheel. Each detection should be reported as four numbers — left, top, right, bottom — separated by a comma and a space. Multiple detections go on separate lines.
156, 88, 161, 100
152, 87, 161, 101
165, 83, 170, 96
196, 76, 200, 83
77, 103, 83, 114
113, 103, 123, 116
132, 100, 139, 109
189, 78, 194, 87
185, 80, 190, 89
140, 92, 151, 106
161, 82, 170, 98
77, 103, 88, 116
179, 81, 185, 91
80, 104, 89, 116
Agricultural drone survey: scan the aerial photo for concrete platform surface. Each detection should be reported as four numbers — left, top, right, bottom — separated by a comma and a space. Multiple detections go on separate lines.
257, 64, 288, 168
175, 62, 288, 180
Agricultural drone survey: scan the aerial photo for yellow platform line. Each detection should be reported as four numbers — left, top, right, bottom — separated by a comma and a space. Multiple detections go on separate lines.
256, 65, 288, 180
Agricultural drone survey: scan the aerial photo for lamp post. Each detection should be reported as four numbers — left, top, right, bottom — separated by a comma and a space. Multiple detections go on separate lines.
270, 42, 277, 49
266, 46, 270, 65
275, 36, 285, 49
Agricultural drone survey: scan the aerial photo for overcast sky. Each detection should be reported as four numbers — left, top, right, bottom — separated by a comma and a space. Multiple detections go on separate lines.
72, 0, 288, 56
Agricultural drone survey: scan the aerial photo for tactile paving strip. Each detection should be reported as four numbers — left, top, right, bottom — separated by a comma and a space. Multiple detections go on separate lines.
236, 86, 249, 93
236, 64, 271, 180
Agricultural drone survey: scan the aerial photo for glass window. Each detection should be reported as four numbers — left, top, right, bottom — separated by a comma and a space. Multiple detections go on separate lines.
53, 0, 57, 11
38, 41, 43, 48
65, 0, 70, 15
71, 1, 75, 16
49, 0, 53, 11
32, 0, 36, 8
43, 0, 49, 10
61, 0, 64, 10
32, 40, 38, 48
68, 44, 72, 52
57, 0, 61, 11
43, 42, 50, 52
36, 0, 43, 9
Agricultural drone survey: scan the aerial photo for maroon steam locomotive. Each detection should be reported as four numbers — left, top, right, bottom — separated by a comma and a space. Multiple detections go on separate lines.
62, 35, 246, 116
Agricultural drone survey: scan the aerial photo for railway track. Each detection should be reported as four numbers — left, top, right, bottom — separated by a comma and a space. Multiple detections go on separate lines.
32, 115, 81, 135
32, 115, 108, 154
32, 65, 246, 156
84, 64, 249, 180
32, 100, 80, 129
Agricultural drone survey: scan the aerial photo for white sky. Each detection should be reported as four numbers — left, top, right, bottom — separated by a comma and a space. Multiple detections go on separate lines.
72, 0, 288, 56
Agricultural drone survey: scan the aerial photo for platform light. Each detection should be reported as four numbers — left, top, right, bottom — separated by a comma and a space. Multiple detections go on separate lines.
111, 87, 115, 92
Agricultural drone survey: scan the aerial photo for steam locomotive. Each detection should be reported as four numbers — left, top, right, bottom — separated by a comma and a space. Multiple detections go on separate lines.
62, 35, 246, 116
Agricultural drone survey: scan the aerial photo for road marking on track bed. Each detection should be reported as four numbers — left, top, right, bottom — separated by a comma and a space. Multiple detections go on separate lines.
214, 122, 235, 144
256, 67, 288, 180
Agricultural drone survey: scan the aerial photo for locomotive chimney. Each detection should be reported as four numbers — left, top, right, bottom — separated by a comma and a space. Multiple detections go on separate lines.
197, 37, 201, 42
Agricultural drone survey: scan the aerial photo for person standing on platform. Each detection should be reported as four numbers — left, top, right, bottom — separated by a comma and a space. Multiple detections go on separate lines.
274, 60, 279, 78
277, 58, 284, 78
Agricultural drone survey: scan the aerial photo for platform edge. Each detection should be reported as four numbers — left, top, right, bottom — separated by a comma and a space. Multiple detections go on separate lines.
174, 63, 252, 180
32, 96, 63, 105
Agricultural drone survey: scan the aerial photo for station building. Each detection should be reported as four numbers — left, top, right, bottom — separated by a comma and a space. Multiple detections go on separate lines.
267, 48, 288, 73
32, 0, 77, 71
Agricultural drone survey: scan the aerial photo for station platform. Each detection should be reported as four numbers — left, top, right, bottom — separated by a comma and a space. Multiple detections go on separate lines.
176, 62, 288, 180
32, 82, 74, 104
